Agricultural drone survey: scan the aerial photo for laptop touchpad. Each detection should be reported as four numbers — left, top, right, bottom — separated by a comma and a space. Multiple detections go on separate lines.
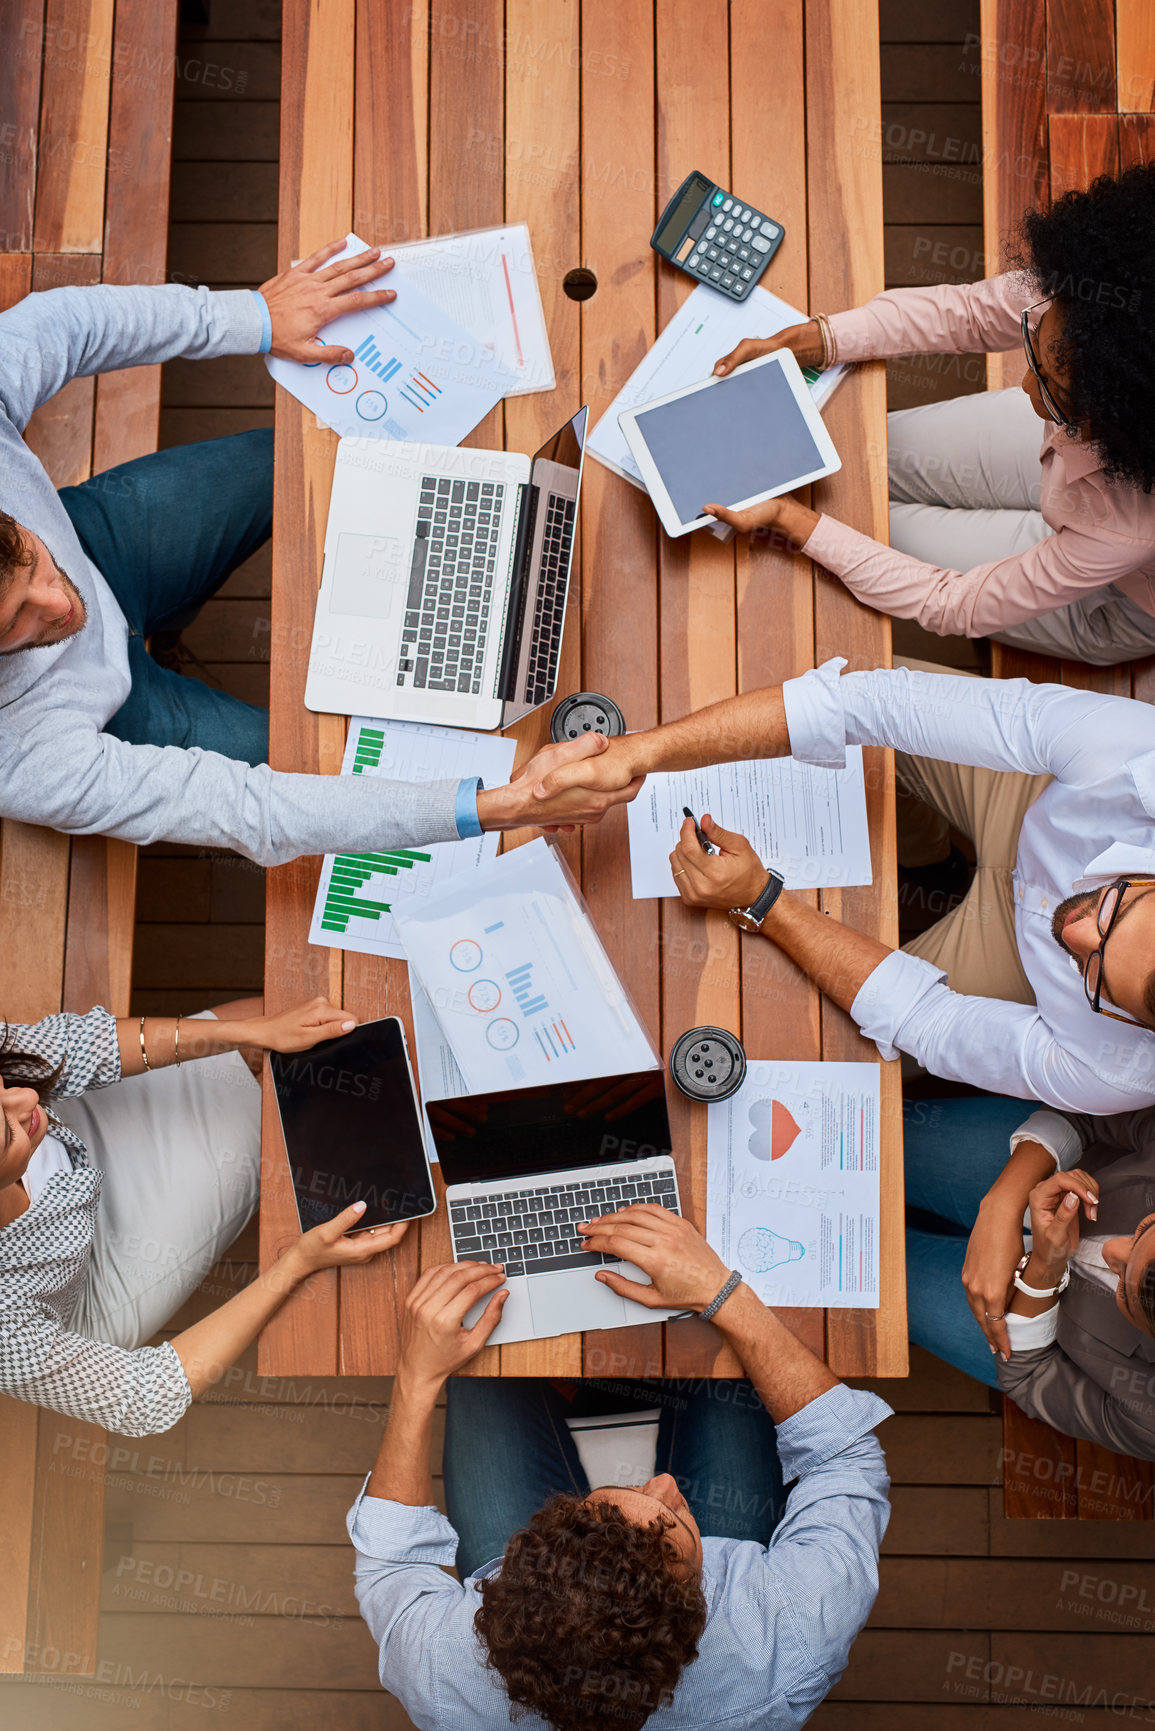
329, 531, 408, 619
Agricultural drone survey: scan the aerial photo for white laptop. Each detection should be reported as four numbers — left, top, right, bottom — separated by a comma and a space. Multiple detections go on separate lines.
305, 407, 588, 729
426, 1068, 684, 1345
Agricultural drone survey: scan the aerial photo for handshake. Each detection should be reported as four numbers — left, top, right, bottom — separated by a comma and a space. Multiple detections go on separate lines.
475, 729, 646, 834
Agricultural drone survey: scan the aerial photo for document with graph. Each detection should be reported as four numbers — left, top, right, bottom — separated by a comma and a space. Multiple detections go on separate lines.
706, 1061, 880, 1309
626, 749, 872, 895
308, 718, 516, 960
394, 838, 661, 1094
267, 234, 520, 444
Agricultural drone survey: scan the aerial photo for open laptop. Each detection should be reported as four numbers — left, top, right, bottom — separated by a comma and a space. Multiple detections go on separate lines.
426, 1068, 684, 1345
304, 407, 588, 730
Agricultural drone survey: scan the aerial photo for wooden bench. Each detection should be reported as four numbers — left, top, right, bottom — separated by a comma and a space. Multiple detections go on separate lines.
259, 0, 906, 1385
980, 0, 1155, 1519
0, 0, 178, 1676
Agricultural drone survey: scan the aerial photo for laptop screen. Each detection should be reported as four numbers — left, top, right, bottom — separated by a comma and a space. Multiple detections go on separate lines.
428, 1067, 672, 1188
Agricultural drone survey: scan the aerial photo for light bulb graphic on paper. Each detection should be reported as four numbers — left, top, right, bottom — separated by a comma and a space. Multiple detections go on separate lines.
739, 1228, 805, 1273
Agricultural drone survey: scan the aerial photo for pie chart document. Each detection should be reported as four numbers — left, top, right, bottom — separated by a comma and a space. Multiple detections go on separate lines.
395, 839, 661, 1095
706, 1060, 881, 1308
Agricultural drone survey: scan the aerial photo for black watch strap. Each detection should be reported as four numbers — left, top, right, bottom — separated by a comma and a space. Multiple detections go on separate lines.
745, 869, 785, 924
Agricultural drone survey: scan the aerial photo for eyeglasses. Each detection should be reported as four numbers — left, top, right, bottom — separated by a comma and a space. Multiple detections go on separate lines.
1021, 298, 1076, 430
1084, 876, 1155, 1026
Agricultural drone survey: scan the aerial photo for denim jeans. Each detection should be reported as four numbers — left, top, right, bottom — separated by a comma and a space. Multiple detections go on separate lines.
904, 1093, 1040, 1389
444, 1374, 786, 1579
58, 428, 273, 766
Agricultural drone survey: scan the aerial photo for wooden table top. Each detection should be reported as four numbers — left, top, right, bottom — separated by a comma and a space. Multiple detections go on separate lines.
258, 0, 907, 1382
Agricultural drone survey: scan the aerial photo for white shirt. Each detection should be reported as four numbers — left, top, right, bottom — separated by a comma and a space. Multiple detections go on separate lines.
22, 1132, 71, 1205
782, 660, 1155, 1112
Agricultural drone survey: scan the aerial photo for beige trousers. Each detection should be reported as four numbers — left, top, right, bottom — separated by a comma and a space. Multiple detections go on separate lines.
894, 660, 1050, 1007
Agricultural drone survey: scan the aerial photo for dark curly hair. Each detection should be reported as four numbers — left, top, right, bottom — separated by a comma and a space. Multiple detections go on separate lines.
0, 511, 33, 591
475, 1492, 708, 1731
1018, 162, 1155, 490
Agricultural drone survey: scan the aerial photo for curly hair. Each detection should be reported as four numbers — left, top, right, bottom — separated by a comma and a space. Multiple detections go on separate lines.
475, 1492, 708, 1731
1017, 162, 1155, 490
0, 511, 33, 591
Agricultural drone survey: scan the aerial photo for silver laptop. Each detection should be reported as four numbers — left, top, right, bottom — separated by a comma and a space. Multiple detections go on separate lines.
305, 407, 587, 730
426, 1069, 684, 1345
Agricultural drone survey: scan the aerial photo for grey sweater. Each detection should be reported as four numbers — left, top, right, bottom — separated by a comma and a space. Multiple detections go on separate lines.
0, 282, 463, 864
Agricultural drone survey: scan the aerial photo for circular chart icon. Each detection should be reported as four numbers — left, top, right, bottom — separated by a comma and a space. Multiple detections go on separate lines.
326, 363, 358, 394
356, 390, 388, 421
468, 979, 501, 1013
303, 337, 326, 368
450, 939, 483, 973
486, 1018, 519, 1051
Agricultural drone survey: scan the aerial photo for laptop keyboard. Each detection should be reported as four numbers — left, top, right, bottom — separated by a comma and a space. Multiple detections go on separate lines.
523, 492, 576, 706
449, 1168, 679, 1278
398, 476, 506, 694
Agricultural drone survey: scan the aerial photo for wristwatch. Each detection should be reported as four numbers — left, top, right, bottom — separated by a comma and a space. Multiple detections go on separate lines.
1012, 1250, 1070, 1299
728, 869, 785, 933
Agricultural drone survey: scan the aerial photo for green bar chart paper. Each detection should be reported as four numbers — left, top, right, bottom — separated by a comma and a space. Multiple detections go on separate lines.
308, 717, 517, 959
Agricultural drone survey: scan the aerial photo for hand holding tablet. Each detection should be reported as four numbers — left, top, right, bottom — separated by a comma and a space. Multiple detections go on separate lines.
617, 348, 840, 539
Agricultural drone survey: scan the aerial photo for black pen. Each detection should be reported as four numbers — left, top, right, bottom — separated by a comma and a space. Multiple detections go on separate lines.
683, 806, 715, 854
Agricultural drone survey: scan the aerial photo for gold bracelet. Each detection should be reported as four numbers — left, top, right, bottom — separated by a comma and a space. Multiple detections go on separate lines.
139, 1014, 150, 1072
174, 1014, 182, 1067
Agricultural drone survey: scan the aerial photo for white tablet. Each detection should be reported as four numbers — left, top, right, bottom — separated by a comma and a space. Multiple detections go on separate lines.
618, 348, 841, 539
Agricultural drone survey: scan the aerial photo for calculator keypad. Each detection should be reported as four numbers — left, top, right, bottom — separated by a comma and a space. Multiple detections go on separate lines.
686, 195, 780, 300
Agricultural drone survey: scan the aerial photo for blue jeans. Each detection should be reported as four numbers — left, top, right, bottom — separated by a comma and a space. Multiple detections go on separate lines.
444, 1375, 786, 1579
58, 429, 273, 766
904, 1094, 1039, 1389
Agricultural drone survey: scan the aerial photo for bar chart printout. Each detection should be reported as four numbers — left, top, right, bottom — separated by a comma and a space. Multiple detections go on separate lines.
308, 717, 517, 960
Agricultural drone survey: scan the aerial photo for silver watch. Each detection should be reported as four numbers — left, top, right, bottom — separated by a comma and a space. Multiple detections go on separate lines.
728, 869, 785, 933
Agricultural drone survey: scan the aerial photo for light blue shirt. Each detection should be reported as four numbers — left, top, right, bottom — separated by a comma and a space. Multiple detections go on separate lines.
347, 1382, 892, 1730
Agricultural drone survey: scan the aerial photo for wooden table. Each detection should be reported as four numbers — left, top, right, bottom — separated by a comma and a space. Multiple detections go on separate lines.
259, 0, 906, 1382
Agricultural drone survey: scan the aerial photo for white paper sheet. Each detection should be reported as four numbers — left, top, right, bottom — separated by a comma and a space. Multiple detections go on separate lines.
587, 281, 846, 490
308, 718, 516, 960
267, 234, 520, 445
409, 972, 468, 1159
706, 1061, 881, 1308
395, 838, 661, 1094
388, 224, 554, 397
626, 748, 872, 896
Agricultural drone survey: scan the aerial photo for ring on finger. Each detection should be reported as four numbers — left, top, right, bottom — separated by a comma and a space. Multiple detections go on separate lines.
672, 868, 687, 879
983, 1309, 1005, 1321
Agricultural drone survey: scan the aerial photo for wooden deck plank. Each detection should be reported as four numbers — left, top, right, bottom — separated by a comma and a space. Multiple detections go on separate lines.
1047, 112, 1120, 198
23, 253, 100, 487
1001, 1399, 1078, 1518
0, 0, 45, 252
61, 838, 137, 1016
25, 1412, 106, 1675
979, 0, 1049, 387
32, 0, 116, 253
1118, 110, 1155, 166
1046, 0, 1116, 113
0, 1399, 39, 1674
1117, 0, 1155, 113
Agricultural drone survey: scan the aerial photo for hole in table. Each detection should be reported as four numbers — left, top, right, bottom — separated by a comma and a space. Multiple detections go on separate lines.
563, 268, 598, 302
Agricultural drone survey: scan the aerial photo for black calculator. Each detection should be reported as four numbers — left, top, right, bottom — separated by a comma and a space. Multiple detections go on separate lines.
650, 170, 784, 301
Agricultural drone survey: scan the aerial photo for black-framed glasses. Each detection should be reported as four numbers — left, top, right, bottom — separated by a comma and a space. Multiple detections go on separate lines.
1021, 297, 1076, 430
1084, 876, 1155, 1026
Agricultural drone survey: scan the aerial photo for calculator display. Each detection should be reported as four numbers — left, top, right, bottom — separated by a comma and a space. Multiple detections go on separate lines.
654, 172, 711, 251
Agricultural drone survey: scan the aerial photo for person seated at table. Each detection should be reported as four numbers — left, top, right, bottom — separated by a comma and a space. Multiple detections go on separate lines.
348, 1206, 891, 1731
706, 163, 1155, 667
531, 657, 1155, 1114
903, 1095, 1155, 1458
0, 246, 637, 865
0, 995, 406, 1436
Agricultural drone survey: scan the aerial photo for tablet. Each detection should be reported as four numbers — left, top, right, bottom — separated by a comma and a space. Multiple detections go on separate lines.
617, 348, 841, 538
269, 1017, 436, 1231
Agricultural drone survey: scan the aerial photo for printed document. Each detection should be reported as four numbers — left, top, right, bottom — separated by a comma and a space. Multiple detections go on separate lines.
707, 1061, 880, 1308
389, 223, 554, 396
308, 718, 516, 960
588, 281, 845, 488
627, 749, 872, 896
410, 972, 467, 1158
395, 838, 661, 1093
267, 234, 519, 444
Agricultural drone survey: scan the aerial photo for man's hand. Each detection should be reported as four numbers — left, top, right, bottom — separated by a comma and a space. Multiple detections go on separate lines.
476, 731, 645, 832
259, 239, 397, 363
578, 1203, 732, 1312
669, 812, 768, 911
397, 1261, 509, 1391
714, 324, 823, 375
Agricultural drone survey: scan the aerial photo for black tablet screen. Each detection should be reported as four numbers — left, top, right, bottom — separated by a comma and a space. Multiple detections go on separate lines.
270, 1018, 434, 1229
633, 360, 824, 523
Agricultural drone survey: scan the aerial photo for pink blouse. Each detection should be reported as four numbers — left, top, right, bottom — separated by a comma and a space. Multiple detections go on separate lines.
803, 273, 1155, 634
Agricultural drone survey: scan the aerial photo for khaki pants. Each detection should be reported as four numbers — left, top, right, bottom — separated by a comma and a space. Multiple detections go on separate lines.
894, 660, 1050, 1007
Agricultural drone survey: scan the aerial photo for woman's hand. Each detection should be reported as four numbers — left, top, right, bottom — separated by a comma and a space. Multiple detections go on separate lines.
241, 996, 356, 1054
669, 813, 768, 911
714, 323, 824, 376
397, 1261, 509, 1390
961, 1194, 1025, 1357
285, 1200, 409, 1279
1025, 1168, 1099, 1283
578, 1204, 731, 1311
702, 493, 820, 546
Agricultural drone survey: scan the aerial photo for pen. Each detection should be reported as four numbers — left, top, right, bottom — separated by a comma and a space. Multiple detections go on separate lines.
683, 806, 715, 854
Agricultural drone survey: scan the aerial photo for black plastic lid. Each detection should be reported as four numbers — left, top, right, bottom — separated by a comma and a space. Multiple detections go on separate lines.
669, 1026, 747, 1102
550, 691, 626, 742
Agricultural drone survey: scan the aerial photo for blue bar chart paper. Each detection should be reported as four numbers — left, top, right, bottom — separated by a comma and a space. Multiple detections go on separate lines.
308, 717, 516, 960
